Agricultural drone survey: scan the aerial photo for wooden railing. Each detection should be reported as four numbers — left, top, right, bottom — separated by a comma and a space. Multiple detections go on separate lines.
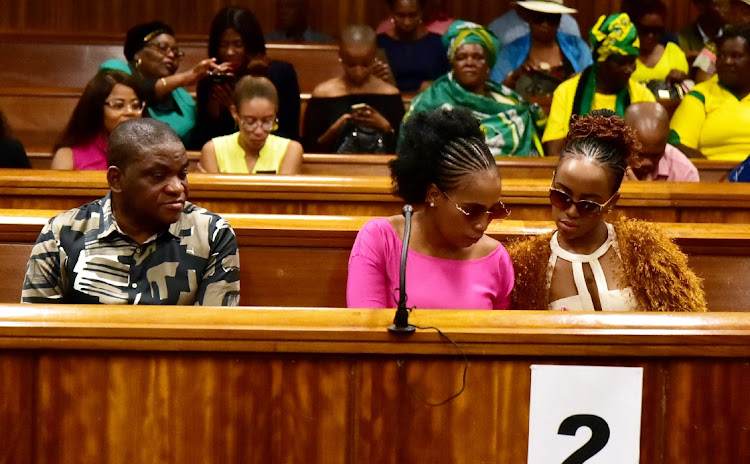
1, 306, 748, 463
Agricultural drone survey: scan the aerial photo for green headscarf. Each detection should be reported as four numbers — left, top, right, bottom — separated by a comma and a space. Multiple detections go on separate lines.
442, 20, 500, 68
573, 13, 640, 117
589, 13, 640, 62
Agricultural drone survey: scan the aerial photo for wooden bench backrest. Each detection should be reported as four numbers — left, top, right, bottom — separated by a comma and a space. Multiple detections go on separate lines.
2, 210, 749, 310
0, 170, 748, 223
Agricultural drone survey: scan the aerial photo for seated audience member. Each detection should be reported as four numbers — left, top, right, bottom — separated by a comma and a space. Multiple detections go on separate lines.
303, 25, 404, 153
347, 107, 514, 309
200, 76, 303, 174
543, 13, 656, 157
195, 7, 302, 148
623, 103, 699, 181
678, 0, 728, 61
376, 0, 450, 93
693, 0, 750, 83
264, 0, 334, 43
376, 0, 454, 36
670, 26, 750, 161
487, 0, 582, 48
509, 112, 706, 312
629, 1, 690, 90
51, 70, 144, 170
22, 119, 240, 306
621, 0, 680, 45
491, 0, 592, 98
100, 21, 227, 147
404, 21, 545, 157
0, 109, 30, 168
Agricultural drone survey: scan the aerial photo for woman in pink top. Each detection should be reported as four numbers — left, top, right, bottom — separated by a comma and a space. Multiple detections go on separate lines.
347, 107, 514, 309
51, 70, 145, 170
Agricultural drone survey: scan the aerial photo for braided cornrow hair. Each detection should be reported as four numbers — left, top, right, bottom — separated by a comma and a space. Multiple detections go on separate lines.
390, 107, 496, 204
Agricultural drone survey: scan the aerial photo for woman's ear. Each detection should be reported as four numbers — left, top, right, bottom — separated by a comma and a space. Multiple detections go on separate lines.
229, 104, 238, 121
425, 183, 442, 207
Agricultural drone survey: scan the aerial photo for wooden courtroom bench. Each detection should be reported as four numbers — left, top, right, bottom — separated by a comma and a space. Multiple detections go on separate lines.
1, 170, 750, 223
1, 209, 748, 311
1, 306, 748, 462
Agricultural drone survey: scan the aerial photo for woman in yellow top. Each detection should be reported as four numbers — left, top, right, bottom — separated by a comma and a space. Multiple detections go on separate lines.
200, 76, 303, 174
670, 25, 750, 162
629, 1, 689, 84
542, 13, 656, 157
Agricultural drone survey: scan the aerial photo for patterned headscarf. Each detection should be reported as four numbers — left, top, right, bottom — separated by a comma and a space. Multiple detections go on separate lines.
442, 20, 501, 68
589, 13, 640, 62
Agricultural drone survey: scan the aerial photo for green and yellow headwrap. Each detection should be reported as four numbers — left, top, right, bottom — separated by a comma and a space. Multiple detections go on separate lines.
589, 13, 640, 62
442, 20, 500, 68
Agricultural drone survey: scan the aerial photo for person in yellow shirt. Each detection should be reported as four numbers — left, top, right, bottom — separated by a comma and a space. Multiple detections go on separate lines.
630, 1, 689, 84
543, 13, 656, 157
200, 76, 303, 174
670, 26, 750, 161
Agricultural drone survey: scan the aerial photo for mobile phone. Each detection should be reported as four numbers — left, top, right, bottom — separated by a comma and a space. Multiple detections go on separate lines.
209, 71, 234, 85
351, 103, 368, 114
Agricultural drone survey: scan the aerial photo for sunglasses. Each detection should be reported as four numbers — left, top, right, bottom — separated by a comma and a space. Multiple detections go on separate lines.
443, 191, 511, 222
549, 188, 616, 217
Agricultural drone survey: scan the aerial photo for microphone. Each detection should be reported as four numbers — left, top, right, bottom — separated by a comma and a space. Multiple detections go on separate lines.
388, 204, 417, 334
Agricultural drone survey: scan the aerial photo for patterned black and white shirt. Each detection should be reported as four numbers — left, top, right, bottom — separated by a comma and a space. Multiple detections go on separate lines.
22, 193, 240, 306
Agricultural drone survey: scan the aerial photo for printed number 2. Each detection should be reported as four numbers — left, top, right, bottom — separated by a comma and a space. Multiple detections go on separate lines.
558, 414, 611, 464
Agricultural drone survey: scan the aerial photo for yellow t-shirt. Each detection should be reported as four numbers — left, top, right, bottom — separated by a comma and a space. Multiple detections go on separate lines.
542, 73, 656, 142
631, 42, 689, 83
669, 75, 750, 161
212, 132, 291, 174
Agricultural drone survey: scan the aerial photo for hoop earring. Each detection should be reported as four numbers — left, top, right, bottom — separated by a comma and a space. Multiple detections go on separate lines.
135, 58, 142, 68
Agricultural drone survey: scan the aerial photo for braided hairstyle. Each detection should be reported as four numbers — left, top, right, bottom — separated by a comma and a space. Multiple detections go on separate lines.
389, 106, 496, 204
559, 110, 641, 193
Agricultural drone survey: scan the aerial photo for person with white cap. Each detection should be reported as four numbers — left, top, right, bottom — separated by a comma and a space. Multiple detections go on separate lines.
487, 0, 582, 50
490, 0, 592, 97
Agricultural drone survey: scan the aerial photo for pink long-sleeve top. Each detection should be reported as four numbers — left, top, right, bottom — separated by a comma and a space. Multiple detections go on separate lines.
346, 218, 514, 310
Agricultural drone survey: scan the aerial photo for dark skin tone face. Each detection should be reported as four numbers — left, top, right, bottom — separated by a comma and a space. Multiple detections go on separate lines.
452, 44, 490, 94
635, 12, 666, 56
107, 141, 189, 244
597, 55, 637, 94
134, 33, 181, 79
717, 36, 750, 98
391, 0, 423, 39
522, 8, 561, 44
340, 43, 376, 86
629, 125, 668, 179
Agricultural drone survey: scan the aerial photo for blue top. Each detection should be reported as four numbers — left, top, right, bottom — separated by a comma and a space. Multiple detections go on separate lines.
376, 33, 450, 93
487, 10, 581, 48
729, 155, 750, 182
490, 31, 593, 84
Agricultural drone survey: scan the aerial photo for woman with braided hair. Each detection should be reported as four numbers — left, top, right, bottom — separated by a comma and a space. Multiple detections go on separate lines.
347, 107, 514, 309
509, 111, 706, 312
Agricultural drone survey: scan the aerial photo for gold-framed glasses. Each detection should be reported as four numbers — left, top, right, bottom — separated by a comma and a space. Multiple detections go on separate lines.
442, 191, 510, 222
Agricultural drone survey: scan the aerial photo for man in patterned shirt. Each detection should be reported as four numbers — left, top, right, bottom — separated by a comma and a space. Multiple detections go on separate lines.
22, 119, 240, 305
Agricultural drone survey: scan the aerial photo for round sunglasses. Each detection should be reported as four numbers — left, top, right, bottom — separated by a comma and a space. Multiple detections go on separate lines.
548, 188, 616, 217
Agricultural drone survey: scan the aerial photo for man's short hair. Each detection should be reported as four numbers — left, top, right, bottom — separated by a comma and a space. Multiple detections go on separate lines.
108, 119, 183, 170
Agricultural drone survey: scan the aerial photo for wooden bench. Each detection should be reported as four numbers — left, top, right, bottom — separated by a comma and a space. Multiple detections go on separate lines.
1, 306, 749, 462
1, 209, 749, 310
0, 170, 749, 223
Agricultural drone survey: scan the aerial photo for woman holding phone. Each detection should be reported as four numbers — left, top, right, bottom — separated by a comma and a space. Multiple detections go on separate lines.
303, 25, 405, 153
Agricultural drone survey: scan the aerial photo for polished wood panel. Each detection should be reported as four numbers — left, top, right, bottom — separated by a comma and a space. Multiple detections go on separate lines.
0, 307, 748, 463
0, 0, 699, 43
2, 210, 750, 310
0, 170, 749, 223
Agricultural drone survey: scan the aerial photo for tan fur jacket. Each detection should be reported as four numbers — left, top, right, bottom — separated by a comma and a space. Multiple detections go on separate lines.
507, 219, 707, 312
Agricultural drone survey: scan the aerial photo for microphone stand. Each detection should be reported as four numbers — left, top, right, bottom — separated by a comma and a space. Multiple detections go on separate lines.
388, 204, 417, 334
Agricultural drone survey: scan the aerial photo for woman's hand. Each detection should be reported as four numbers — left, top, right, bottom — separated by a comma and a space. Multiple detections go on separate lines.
371, 59, 395, 84
351, 105, 392, 133
206, 83, 234, 119
189, 59, 231, 86
317, 113, 353, 147
666, 69, 688, 85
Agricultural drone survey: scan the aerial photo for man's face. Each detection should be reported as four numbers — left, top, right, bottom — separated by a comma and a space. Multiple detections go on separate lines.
631, 126, 667, 180
117, 141, 189, 232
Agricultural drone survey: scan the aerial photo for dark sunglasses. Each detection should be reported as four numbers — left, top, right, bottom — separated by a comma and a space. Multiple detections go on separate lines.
527, 10, 561, 25
549, 188, 616, 217
636, 24, 665, 36
443, 191, 511, 222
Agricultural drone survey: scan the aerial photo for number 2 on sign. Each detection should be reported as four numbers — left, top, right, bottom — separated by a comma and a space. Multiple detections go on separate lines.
558, 414, 610, 464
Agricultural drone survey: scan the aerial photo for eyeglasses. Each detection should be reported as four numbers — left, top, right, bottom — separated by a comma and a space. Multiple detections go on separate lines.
443, 191, 511, 222
636, 24, 665, 36
239, 117, 277, 132
146, 42, 184, 59
548, 188, 616, 217
104, 100, 146, 112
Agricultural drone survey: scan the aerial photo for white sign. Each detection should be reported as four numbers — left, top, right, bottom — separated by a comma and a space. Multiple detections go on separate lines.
527, 365, 643, 464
